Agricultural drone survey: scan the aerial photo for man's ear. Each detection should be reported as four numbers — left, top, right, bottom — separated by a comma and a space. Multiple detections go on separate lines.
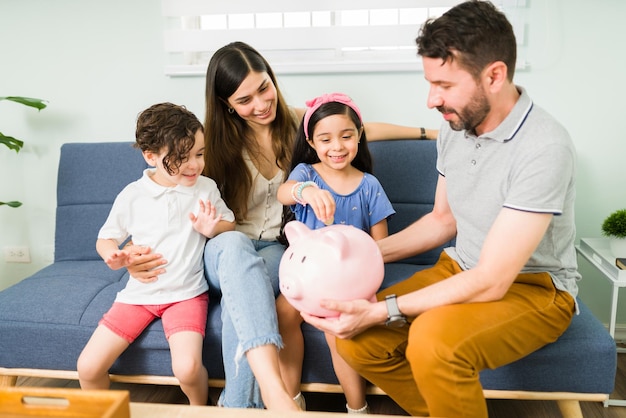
483, 61, 508, 93
142, 150, 158, 167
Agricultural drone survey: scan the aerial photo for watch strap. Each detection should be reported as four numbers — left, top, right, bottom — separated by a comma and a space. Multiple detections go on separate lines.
385, 294, 402, 317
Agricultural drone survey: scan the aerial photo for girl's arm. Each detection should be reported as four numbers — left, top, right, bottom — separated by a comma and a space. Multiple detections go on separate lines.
278, 180, 335, 225
369, 219, 389, 241
277, 180, 299, 205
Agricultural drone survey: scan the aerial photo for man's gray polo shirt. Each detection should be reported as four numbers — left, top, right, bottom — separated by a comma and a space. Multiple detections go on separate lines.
437, 87, 580, 301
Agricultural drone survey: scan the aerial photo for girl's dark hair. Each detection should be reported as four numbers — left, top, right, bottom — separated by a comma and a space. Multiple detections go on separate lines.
135, 102, 202, 175
290, 101, 372, 174
278, 102, 372, 246
203, 41, 297, 223
415, 0, 517, 81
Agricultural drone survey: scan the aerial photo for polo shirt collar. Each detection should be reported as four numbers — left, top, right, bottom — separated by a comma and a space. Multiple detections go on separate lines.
139, 168, 195, 197
471, 86, 533, 143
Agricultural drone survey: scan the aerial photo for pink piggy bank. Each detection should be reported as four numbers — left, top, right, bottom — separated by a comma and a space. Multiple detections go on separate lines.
279, 221, 384, 318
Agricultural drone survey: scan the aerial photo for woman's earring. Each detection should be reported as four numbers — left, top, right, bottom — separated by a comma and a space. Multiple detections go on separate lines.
228, 107, 234, 114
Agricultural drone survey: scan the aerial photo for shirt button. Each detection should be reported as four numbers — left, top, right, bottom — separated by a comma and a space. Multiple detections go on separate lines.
475, 143, 481, 149
471, 160, 477, 165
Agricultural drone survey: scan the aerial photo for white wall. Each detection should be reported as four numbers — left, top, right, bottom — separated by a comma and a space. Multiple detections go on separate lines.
1, 0, 625, 323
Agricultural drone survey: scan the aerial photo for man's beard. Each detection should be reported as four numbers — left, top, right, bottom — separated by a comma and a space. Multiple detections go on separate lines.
438, 89, 490, 133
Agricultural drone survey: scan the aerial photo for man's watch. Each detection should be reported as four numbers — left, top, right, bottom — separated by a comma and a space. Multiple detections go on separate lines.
385, 294, 407, 327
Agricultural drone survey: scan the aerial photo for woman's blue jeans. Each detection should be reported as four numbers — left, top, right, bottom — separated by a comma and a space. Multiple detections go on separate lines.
204, 231, 285, 408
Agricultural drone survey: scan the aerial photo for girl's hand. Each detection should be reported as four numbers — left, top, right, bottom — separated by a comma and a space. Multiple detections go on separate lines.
301, 187, 336, 225
190, 199, 222, 238
125, 245, 165, 283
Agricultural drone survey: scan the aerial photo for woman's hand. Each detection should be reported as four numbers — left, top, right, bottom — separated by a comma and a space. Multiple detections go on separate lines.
124, 245, 167, 283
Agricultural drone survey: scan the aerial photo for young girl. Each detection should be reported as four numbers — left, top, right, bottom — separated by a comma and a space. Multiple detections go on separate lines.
276, 93, 395, 414
77, 103, 235, 406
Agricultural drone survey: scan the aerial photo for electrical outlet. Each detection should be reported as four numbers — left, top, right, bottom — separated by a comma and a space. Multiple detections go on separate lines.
3, 246, 31, 263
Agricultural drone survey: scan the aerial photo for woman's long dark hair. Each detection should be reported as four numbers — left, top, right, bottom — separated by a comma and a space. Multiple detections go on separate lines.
203, 41, 297, 223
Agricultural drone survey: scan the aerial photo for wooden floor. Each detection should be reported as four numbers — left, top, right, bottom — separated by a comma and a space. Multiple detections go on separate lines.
14, 352, 626, 417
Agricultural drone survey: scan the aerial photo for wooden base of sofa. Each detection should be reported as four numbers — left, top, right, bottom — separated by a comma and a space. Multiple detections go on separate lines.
0, 367, 607, 418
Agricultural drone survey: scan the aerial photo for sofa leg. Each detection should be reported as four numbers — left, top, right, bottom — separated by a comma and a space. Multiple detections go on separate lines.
0, 375, 18, 387
556, 400, 583, 418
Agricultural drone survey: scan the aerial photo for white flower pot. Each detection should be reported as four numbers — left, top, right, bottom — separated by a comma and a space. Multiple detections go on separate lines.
610, 238, 626, 258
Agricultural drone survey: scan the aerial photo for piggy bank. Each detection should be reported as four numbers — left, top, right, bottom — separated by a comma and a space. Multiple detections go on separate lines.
279, 221, 384, 318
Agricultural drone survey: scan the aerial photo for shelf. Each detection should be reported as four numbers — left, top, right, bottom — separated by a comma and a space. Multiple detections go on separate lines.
578, 238, 626, 285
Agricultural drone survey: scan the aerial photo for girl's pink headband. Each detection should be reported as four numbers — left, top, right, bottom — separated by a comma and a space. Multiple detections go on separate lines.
303, 93, 363, 139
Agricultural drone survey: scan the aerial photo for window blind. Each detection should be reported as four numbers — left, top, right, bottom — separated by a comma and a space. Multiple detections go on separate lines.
162, 0, 527, 76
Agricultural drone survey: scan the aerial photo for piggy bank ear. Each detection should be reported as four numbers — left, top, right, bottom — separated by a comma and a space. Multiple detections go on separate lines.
320, 229, 350, 261
283, 221, 311, 246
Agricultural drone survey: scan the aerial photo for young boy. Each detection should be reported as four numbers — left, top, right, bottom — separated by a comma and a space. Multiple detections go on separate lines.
77, 102, 235, 405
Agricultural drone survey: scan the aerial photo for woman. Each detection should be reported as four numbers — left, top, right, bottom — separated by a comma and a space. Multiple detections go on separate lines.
128, 41, 436, 411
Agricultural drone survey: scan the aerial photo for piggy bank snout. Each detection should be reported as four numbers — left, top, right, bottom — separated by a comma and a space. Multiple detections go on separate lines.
279, 275, 302, 299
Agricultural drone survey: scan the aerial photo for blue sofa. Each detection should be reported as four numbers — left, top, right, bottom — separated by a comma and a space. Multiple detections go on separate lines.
0, 140, 616, 417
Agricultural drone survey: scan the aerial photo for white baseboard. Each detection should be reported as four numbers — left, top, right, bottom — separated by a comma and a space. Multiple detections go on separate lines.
611, 323, 626, 343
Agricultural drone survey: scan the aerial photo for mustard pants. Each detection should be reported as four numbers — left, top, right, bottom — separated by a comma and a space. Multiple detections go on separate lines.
336, 252, 575, 418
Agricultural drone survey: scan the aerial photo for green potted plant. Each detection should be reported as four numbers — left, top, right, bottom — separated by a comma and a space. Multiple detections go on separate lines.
0, 96, 48, 208
601, 208, 626, 257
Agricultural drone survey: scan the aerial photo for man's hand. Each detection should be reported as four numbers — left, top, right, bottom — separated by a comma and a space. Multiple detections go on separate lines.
301, 298, 383, 339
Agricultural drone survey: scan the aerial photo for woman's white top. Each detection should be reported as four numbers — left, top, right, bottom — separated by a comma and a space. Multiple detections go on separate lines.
236, 149, 284, 241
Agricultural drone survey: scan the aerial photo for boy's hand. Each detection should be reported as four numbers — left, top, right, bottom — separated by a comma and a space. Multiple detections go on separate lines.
103, 249, 131, 271
190, 199, 223, 238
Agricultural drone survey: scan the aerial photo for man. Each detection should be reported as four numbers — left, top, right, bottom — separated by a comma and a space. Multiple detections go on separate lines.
302, 1, 579, 417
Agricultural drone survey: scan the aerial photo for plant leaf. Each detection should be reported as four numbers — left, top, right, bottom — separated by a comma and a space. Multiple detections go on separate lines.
0, 133, 23, 152
0, 96, 48, 110
0, 201, 23, 208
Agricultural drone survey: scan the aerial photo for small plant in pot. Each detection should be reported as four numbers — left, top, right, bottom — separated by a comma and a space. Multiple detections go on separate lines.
601, 208, 626, 257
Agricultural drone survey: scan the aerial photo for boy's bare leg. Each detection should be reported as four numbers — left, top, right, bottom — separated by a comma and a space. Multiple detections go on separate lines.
77, 325, 129, 389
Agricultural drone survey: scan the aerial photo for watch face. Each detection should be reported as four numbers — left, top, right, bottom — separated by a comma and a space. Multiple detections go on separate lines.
386, 316, 407, 328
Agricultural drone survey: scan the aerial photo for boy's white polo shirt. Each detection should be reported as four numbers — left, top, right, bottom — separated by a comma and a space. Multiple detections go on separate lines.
98, 169, 235, 305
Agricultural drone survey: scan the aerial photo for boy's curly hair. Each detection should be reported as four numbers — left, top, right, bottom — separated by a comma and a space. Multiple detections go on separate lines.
135, 102, 203, 175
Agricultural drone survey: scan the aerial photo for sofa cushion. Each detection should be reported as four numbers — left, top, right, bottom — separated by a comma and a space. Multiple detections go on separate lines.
55, 142, 147, 262
480, 299, 616, 394
368, 140, 454, 266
